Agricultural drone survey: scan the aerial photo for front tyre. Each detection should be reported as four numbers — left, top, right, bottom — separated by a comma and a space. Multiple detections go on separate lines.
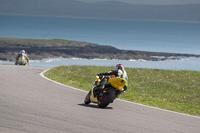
84, 91, 91, 104
98, 87, 115, 108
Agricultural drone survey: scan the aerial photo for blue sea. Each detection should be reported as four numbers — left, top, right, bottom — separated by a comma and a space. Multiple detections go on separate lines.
0, 15, 200, 71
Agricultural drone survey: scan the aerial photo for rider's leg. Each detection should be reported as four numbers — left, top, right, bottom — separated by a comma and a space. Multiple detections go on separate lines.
94, 77, 109, 93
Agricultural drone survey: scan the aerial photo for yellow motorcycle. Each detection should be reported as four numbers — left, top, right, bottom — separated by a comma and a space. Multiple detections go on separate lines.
15, 54, 29, 66
15, 59, 29, 66
84, 75, 127, 108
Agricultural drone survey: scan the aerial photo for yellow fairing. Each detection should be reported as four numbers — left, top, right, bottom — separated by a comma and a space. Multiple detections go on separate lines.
107, 78, 126, 91
89, 76, 100, 103
90, 88, 98, 103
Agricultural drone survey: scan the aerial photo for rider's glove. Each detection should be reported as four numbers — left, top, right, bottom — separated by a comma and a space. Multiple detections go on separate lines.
97, 73, 102, 76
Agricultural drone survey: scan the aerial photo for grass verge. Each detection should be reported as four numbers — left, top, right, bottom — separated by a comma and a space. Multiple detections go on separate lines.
44, 65, 200, 117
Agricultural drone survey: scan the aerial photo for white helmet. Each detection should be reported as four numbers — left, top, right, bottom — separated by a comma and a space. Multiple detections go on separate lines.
115, 64, 124, 71
20, 50, 25, 54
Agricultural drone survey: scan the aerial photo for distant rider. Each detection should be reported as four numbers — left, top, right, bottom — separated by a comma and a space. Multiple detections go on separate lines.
15, 50, 29, 66
95, 64, 128, 97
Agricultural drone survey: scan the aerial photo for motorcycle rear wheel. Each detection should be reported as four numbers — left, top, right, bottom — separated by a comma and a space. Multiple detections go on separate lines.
98, 87, 115, 108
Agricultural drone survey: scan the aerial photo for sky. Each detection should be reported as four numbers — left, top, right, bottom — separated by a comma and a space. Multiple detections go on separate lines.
78, 0, 200, 5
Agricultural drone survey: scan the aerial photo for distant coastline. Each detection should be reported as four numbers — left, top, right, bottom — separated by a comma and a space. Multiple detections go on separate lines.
0, 37, 200, 62
1, 13, 200, 24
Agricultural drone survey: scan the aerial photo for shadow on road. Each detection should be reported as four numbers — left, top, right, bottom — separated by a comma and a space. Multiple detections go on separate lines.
78, 103, 113, 110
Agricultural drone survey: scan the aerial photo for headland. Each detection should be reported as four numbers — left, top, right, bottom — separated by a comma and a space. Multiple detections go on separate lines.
0, 37, 199, 61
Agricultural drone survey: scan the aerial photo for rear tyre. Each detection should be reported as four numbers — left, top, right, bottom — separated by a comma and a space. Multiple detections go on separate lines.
98, 87, 115, 108
84, 91, 91, 104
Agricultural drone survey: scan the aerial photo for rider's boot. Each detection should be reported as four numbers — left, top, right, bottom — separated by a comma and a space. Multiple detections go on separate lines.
115, 90, 125, 98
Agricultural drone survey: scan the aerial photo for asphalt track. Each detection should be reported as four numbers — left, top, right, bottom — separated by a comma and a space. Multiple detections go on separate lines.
0, 64, 200, 133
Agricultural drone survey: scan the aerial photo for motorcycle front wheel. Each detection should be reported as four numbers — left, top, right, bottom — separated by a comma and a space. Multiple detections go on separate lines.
98, 87, 115, 108
84, 91, 91, 104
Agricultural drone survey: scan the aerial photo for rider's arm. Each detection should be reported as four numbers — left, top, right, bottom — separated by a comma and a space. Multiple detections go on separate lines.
100, 70, 118, 76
